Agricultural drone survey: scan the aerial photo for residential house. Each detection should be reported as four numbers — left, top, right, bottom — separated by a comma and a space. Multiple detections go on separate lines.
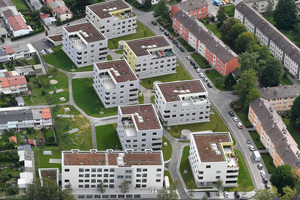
41, 13, 57, 25
117, 104, 163, 150
86, 0, 137, 39
123, 35, 177, 79
0, 43, 36, 62
173, 10, 239, 76
0, 75, 28, 94
248, 98, 300, 167
9, 136, 17, 143
46, 0, 72, 21
189, 132, 239, 187
62, 149, 164, 199
62, 22, 108, 67
235, 1, 300, 80
171, 0, 208, 20
93, 59, 139, 108
155, 80, 211, 126
17, 145, 33, 189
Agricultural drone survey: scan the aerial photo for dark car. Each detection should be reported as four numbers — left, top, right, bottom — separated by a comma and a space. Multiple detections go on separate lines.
234, 191, 240, 199
207, 83, 213, 88
180, 47, 185, 52
172, 40, 178, 44
190, 60, 196, 66
231, 91, 236, 95
164, 32, 170, 36
153, 12, 159, 18
263, 177, 268, 183
228, 111, 235, 117
205, 191, 210, 197
159, 27, 164, 32
151, 21, 157, 26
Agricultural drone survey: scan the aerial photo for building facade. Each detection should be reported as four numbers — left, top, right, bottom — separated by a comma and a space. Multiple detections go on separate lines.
93, 59, 139, 108
189, 132, 239, 187
239, 0, 279, 13
62, 22, 108, 68
117, 104, 163, 151
62, 149, 164, 199
173, 10, 239, 76
0, 75, 28, 94
0, 43, 36, 62
248, 98, 300, 167
155, 80, 211, 126
171, 0, 208, 20
235, 1, 300, 80
123, 35, 177, 79
86, 0, 137, 39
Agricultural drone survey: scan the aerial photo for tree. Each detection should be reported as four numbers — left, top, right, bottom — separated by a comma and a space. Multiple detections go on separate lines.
245, 87, 261, 106
226, 23, 248, 47
224, 72, 237, 90
220, 18, 240, 38
216, 6, 227, 25
253, 187, 278, 200
216, 179, 223, 194
6, 186, 18, 195
270, 165, 294, 195
215, 77, 224, 86
265, 0, 274, 20
154, 0, 169, 20
290, 95, 300, 122
235, 32, 256, 53
73, 0, 93, 13
258, 45, 271, 60
157, 188, 178, 200
119, 180, 130, 193
281, 186, 297, 200
40, 6, 51, 14
239, 51, 260, 73
97, 182, 105, 193
273, 0, 297, 30
201, 195, 209, 200
143, 0, 152, 10
261, 57, 283, 87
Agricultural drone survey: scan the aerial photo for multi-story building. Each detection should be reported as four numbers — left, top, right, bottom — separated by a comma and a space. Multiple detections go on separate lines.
0, 75, 28, 94
259, 86, 298, 112
189, 132, 239, 187
62, 149, 164, 199
93, 59, 139, 108
117, 104, 163, 151
171, 0, 208, 20
62, 22, 108, 68
237, 0, 279, 13
173, 10, 239, 76
137, 0, 159, 5
86, 0, 137, 39
155, 80, 211, 126
235, 1, 300, 80
123, 35, 177, 79
248, 98, 300, 167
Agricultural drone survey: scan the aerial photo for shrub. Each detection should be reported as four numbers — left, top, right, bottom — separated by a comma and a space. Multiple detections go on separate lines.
0, 102, 9, 107
6, 186, 18, 195
230, 101, 236, 108
42, 90, 46, 96
233, 104, 243, 111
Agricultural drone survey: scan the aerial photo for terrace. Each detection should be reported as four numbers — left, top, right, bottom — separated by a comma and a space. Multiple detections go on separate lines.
113, 10, 136, 21
121, 117, 137, 137
180, 95, 210, 106
223, 146, 238, 168
69, 35, 87, 50
150, 49, 175, 59
98, 72, 116, 90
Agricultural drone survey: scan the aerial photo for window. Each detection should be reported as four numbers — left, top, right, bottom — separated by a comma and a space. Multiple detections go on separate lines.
206, 165, 211, 168
92, 168, 96, 172
157, 169, 162, 172
79, 168, 84, 172
85, 169, 90, 172
65, 179, 69, 182
65, 169, 69, 172
156, 179, 161, 182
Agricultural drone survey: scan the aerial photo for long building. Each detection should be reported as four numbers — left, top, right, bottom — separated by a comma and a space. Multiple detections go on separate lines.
238, 0, 279, 13
248, 98, 300, 167
171, 0, 208, 20
62, 149, 164, 199
173, 10, 239, 76
235, 1, 300, 80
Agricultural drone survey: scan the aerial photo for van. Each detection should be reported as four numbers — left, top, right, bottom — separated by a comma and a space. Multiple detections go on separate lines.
224, 0, 230, 4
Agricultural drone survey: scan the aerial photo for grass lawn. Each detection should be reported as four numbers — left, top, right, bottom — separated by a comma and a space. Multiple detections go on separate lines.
282, 118, 300, 146
225, 5, 235, 17
177, 38, 195, 52
108, 20, 155, 49
261, 153, 276, 174
264, 15, 275, 25
114, 50, 123, 54
180, 146, 198, 189
191, 53, 210, 68
204, 22, 222, 39
107, 55, 112, 60
249, 131, 265, 149
205, 69, 227, 91
151, 95, 155, 104
140, 60, 192, 89
138, 91, 144, 104
72, 78, 118, 117
164, 170, 175, 188
235, 109, 253, 128
11, 0, 28, 10
162, 136, 172, 161
225, 150, 254, 192
23, 79, 48, 106
34, 146, 62, 172
168, 0, 178, 5
27, 58, 38, 65
280, 76, 293, 86
95, 124, 122, 150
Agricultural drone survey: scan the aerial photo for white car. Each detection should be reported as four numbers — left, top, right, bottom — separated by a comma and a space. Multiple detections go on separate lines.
199, 73, 204, 78
260, 171, 266, 178
186, 56, 191, 61
41, 50, 46, 55
232, 117, 238, 122
249, 145, 255, 151
196, 68, 201, 73
204, 78, 208, 82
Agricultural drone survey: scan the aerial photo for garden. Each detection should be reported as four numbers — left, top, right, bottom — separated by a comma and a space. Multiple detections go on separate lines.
95, 124, 122, 151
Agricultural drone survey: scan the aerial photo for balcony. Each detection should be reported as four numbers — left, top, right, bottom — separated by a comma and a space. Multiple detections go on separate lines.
122, 119, 137, 137
113, 11, 136, 21
181, 95, 210, 106
151, 49, 175, 60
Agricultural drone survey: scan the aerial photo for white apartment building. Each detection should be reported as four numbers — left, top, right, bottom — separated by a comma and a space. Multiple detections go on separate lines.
235, 1, 300, 80
62, 149, 164, 199
155, 80, 211, 126
86, 0, 137, 39
237, 0, 279, 13
62, 22, 108, 68
189, 132, 239, 187
93, 59, 139, 108
124, 35, 177, 79
117, 104, 163, 151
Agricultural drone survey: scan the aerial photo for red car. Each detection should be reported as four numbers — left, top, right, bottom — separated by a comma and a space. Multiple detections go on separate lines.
169, 35, 173, 40
236, 122, 243, 129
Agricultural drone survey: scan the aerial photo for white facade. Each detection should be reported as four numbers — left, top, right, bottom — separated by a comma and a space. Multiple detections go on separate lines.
93, 60, 139, 108
62, 149, 164, 199
238, 0, 279, 13
86, 0, 137, 39
189, 132, 239, 187
117, 104, 163, 151
62, 22, 108, 68
155, 80, 211, 126
136, 0, 159, 5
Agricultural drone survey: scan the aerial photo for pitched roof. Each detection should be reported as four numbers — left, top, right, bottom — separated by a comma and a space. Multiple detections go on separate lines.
0, 109, 34, 124
7, 16, 29, 31
0, 0, 14, 8
178, 0, 208, 12
40, 108, 51, 119
52, 6, 72, 15
48, 0, 65, 9
3, 45, 14, 54
173, 10, 237, 63
260, 86, 298, 100
235, 1, 300, 66
0, 75, 27, 88
9, 136, 17, 143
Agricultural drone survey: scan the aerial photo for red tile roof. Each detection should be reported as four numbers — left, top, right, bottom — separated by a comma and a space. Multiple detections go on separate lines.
52, 6, 72, 15
28, 139, 34, 145
3, 45, 14, 54
40, 13, 50, 19
7, 16, 29, 31
9, 136, 17, 143
40, 108, 52, 119
0, 75, 27, 88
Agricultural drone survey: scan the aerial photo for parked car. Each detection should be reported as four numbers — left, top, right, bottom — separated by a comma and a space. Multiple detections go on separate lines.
257, 163, 263, 170
207, 83, 213, 88
169, 35, 173, 40
199, 73, 204, 78
196, 68, 201, 73
263, 177, 268, 183
234, 191, 240, 199
246, 139, 251, 144
203, 78, 208, 82
180, 47, 185, 52
172, 40, 178, 44
41, 50, 46, 55
186, 56, 191, 61
164, 32, 170, 36
176, 44, 181, 48
224, 191, 229, 198
232, 117, 238, 122
260, 171, 266, 178
231, 91, 236, 95
159, 27, 164, 32
265, 182, 271, 190
249, 145, 255, 151
190, 60, 196, 66
151, 21, 157, 26
228, 111, 234, 117
236, 122, 243, 129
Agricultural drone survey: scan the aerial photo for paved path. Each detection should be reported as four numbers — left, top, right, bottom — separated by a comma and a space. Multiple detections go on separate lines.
139, 85, 154, 104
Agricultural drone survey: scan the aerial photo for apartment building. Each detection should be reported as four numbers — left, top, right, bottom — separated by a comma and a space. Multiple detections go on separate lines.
189, 132, 239, 187
171, 0, 208, 20
236, 0, 279, 13
86, 0, 137, 39
259, 86, 298, 112
155, 80, 211, 126
123, 35, 177, 79
137, 0, 159, 5
0, 75, 28, 94
0, 43, 36, 62
62, 22, 108, 68
117, 104, 163, 151
0, 107, 52, 131
62, 149, 164, 199
248, 98, 300, 167
173, 10, 239, 76
235, 1, 300, 80
93, 59, 139, 108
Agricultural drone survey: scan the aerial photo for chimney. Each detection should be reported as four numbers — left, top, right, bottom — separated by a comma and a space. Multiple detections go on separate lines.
259, 100, 263, 107
272, 122, 275, 128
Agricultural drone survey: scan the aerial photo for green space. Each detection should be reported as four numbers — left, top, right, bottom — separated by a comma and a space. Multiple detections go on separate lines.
43, 45, 93, 72
140, 60, 192, 89
168, 0, 178, 5
225, 5, 235, 17
205, 69, 227, 91
264, 15, 275, 25
180, 146, 197, 189
11, 0, 29, 10
107, 55, 112, 60
191, 53, 210, 68
162, 136, 172, 161
34, 147, 62, 172
235, 109, 253, 128
225, 150, 254, 192
72, 78, 118, 117
283, 118, 300, 146
114, 50, 124, 54
151, 95, 155, 104
93, 0, 104, 3
108, 20, 155, 49
157, 17, 179, 37
280, 76, 293, 86
164, 170, 175, 188
203, 22, 222, 39
95, 124, 122, 150
27, 56, 40, 65
177, 38, 195, 52
249, 131, 265, 149
138, 91, 144, 104
261, 153, 276, 174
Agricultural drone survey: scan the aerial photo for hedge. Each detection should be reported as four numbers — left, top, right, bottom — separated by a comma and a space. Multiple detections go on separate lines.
11, 27, 45, 41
